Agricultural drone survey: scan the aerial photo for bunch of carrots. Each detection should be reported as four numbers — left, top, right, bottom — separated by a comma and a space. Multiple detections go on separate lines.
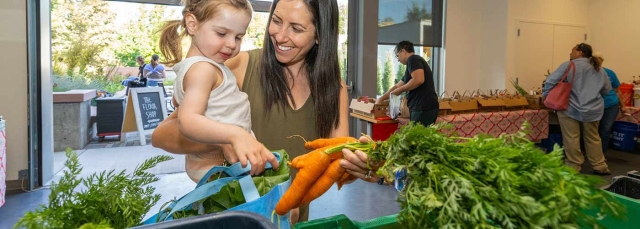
274, 136, 376, 215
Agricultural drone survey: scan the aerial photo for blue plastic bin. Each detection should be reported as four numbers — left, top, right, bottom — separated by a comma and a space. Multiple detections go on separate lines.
541, 133, 563, 153
611, 121, 640, 152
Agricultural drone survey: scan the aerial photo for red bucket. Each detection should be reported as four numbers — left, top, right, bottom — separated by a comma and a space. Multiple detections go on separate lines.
620, 83, 634, 107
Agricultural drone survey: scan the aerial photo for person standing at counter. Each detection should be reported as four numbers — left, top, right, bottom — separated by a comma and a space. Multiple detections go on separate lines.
542, 43, 611, 174
376, 40, 439, 126
592, 52, 631, 153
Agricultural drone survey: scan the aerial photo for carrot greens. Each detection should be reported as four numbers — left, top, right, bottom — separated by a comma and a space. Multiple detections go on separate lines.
352, 122, 624, 229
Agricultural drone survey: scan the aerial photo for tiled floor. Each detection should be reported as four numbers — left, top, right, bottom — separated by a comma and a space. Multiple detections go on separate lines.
1, 145, 638, 229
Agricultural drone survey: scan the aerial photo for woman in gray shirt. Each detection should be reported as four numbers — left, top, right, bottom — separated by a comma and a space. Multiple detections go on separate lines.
542, 43, 612, 175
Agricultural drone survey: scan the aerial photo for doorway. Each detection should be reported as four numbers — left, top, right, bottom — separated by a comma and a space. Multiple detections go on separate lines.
515, 21, 586, 92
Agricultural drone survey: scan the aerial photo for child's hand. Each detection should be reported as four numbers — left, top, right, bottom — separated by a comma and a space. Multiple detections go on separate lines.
230, 133, 279, 175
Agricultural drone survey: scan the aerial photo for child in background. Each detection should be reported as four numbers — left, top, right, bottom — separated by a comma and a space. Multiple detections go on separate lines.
157, 0, 278, 182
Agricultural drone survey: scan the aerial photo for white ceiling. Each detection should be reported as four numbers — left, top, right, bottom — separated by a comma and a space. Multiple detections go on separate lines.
103, 0, 273, 12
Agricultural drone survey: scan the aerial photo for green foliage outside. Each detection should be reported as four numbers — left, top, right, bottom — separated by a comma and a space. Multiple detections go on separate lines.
51, 0, 349, 95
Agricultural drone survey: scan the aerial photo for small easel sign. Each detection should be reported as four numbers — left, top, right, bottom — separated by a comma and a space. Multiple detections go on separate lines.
121, 87, 168, 145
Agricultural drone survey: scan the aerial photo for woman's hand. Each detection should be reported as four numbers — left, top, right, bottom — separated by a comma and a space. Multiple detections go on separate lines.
339, 136, 383, 183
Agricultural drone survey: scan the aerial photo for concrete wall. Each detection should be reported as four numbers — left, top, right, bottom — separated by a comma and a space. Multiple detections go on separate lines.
0, 0, 28, 181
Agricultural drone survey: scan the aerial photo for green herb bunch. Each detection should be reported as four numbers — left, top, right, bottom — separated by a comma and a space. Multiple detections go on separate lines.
170, 150, 290, 219
14, 148, 173, 229
509, 78, 529, 96
369, 122, 624, 229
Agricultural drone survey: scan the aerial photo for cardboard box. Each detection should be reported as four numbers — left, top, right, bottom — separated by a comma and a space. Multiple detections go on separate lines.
439, 101, 452, 116
476, 97, 506, 111
449, 99, 478, 113
349, 97, 389, 119
526, 96, 544, 109
503, 96, 529, 108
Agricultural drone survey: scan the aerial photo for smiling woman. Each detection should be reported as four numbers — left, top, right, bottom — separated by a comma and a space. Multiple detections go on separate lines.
151, 0, 349, 225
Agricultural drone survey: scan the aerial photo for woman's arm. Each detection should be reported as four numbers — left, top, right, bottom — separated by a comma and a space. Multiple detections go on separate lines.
162, 69, 167, 79
542, 61, 571, 98
151, 110, 220, 154
330, 81, 350, 138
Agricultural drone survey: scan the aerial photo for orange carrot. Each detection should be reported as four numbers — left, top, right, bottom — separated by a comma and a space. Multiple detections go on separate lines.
289, 154, 309, 169
304, 137, 358, 150
275, 148, 331, 215
299, 159, 346, 205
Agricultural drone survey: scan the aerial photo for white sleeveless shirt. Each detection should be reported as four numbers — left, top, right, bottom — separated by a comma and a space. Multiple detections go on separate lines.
172, 56, 252, 182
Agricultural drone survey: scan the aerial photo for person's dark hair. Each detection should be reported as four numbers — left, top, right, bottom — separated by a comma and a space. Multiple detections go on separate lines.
395, 40, 415, 54
260, 0, 341, 138
136, 56, 145, 64
576, 43, 601, 71
151, 54, 160, 68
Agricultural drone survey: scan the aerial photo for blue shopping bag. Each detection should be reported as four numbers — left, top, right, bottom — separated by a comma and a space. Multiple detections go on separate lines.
144, 151, 291, 228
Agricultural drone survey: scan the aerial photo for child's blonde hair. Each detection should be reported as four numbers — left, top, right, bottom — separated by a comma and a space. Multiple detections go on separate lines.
159, 0, 253, 66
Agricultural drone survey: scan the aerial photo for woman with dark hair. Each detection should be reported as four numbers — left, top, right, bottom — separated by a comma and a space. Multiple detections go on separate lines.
541, 43, 612, 174
151, 0, 347, 223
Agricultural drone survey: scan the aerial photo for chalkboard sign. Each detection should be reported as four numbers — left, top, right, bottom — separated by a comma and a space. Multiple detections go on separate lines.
121, 87, 168, 145
137, 92, 164, 130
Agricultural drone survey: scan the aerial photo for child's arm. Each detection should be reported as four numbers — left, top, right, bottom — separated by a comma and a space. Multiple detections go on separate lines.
177, 62, 278, 174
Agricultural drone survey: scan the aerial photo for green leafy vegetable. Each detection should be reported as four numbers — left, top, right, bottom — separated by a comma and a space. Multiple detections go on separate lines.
171, 150, 290, 219
510, 77, 529, 96
336, 122, 624, 229
14, 148, 173, 229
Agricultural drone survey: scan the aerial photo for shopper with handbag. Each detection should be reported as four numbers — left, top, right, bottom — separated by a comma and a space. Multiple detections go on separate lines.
542, 43, 612, 174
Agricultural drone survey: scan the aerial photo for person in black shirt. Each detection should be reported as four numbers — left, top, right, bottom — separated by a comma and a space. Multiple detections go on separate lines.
377, 40, 439, 126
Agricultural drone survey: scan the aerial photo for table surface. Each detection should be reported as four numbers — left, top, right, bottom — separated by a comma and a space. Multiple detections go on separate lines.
618, 107, 640, 124
435, 109, 549, 140
350, 113, 399, 124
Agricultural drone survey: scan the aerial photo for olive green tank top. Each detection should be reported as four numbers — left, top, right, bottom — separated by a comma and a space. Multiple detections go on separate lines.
243, 49, 318, 161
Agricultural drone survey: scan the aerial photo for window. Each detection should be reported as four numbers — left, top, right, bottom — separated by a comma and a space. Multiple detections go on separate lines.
376, 0, 444, 97
378, 0, 444, 47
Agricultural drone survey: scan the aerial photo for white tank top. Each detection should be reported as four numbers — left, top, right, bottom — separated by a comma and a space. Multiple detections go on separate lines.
172, 56, 252, 182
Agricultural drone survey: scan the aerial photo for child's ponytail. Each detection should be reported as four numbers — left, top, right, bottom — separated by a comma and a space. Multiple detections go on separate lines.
159, 20, 186, 66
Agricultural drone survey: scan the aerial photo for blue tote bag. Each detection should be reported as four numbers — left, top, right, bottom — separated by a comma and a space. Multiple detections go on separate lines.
144, 151, 291, 228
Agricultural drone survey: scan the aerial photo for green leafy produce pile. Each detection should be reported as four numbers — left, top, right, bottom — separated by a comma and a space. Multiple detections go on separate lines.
349, 122, 624, 229
14, 148, 173, 229
169, 150, 290, 219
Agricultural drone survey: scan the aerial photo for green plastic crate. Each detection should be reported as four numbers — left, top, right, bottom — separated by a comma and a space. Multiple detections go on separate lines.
294, 214, 400, 229
582, 192, 640, 229
295, 192, 639, 229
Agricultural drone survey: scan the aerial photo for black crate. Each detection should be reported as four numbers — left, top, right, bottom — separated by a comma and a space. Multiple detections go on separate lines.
628, 170, 640, 180
603, 176, 640, 199
130, 211, 278, 229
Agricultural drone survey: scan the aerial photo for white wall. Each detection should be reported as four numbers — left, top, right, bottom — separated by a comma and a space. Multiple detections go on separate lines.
588, 0, 640, 84
446, 0, 590, 93
0, 0, 28, 181
443, 0, 481, 92
444, 0, 508, 93
505, 0, 589, 90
